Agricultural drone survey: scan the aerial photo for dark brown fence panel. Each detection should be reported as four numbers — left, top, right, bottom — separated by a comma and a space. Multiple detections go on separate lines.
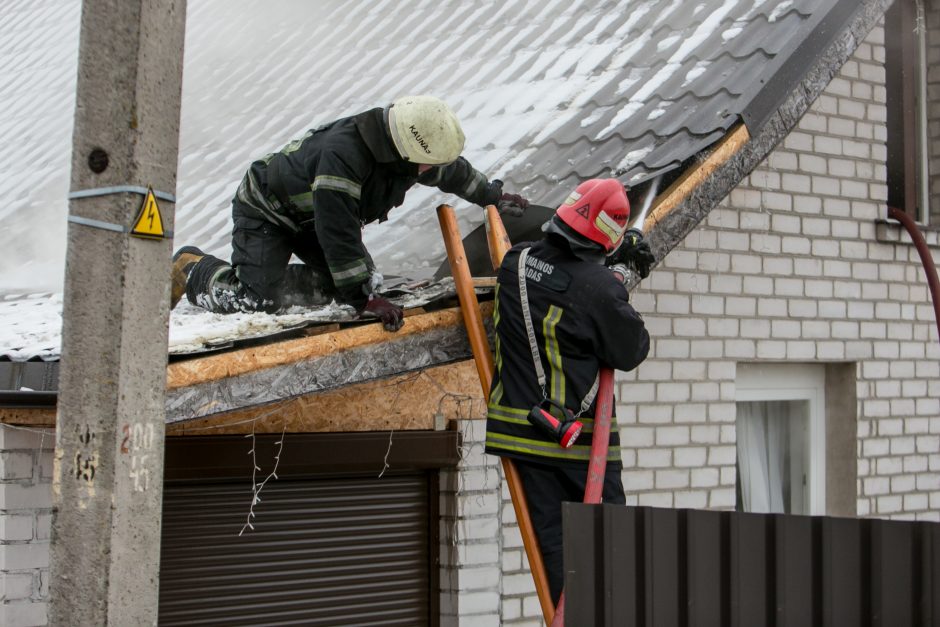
687, 509, 726, 627
608, 505, 643, 626
648, 507, 683, 627
926, 523, 940, 626
822, 515, 866, 626
731, 512, 772, 626
563, 504, 940, 627
775, 514, 817, 627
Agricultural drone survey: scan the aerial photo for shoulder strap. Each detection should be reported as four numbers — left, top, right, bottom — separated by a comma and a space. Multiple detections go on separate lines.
518, 248, 547, 392
518, 248, 599, 414
265, 155, 296, 213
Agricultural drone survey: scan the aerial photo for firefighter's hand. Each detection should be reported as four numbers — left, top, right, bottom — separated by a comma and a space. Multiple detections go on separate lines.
359, 295, 404, 331
488, 179, 529, 217
608, 263, 630, 283
497, 192, 529, 217
608, 229, 655, 278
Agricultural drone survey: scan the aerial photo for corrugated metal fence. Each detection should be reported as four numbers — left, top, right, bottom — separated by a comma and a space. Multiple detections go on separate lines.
563, 504, 940, 627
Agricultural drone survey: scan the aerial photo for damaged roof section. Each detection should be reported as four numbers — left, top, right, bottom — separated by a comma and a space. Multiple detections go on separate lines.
504, 0, 847, 193
0, 0, 890, 372
175, 0, 862, 272
165, 306, 488, 423
638, 0, 891, 278
0, 0, 877, 288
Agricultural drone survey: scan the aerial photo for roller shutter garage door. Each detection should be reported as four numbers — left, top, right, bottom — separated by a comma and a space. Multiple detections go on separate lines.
159, 432, 458, 626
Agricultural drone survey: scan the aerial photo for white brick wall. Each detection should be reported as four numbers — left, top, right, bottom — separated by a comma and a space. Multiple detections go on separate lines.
440, 419, 504, 627
3, 17, 939, 627
616, 25, 940, 523
0, 425, 53, 627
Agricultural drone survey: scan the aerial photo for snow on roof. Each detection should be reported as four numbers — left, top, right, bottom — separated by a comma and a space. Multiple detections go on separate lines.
0, 0, 852, 361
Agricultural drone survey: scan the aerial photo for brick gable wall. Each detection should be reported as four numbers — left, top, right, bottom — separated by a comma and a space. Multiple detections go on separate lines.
491, 24, 940, 625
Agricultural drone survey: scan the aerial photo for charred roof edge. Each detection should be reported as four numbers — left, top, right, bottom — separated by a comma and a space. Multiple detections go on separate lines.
635, 0, 892, 287
742, 0, 891, 133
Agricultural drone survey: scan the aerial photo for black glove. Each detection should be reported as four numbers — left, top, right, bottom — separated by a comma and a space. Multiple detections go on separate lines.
488, 179, 529, 217
608, 229, 655, 279
359, 295, 404, 332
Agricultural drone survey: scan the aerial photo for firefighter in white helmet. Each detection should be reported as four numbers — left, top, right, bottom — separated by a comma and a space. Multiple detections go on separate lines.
485, 178, 652, 603
171, 95, 528, 331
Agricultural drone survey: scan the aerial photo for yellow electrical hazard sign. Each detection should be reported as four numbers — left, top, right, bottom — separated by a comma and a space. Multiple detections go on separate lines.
131, 187, 165, 240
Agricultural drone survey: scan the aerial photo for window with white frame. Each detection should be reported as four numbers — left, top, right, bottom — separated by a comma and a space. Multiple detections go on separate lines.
735, 363, 826, 515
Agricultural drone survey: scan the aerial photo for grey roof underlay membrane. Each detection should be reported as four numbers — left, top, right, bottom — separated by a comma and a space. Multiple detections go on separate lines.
0, 0, 888, 373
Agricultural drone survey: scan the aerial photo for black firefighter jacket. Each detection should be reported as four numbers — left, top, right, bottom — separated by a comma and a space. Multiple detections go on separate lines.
234, 107, 500, 302
486, 237, 650, 467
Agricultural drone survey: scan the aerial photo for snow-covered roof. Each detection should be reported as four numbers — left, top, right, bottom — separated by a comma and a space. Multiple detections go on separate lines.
0, 0, 875, 363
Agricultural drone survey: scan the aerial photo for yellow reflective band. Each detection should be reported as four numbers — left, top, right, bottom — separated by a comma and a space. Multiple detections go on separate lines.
280, 130, 314, 155
311, 175, 362, 200
288, 191, 314, 210
486, 411, 529, 426
462, 170, 485, 198
487, 403, 528, 417
491, 381, 504, 405
330, 258, 370, 286
542, 305, 564, 409
594, 209, 626, 245
486, 432, 621, 462
486, 405, 616, 435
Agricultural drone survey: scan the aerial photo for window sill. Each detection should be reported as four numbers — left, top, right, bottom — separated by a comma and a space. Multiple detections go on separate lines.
874, 218, 940, 247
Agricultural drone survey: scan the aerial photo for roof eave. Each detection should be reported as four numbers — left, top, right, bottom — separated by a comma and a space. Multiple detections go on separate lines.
633, 0, 892, 282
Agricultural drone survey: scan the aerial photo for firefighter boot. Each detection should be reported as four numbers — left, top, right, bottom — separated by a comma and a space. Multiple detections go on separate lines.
170, 246, 206, 309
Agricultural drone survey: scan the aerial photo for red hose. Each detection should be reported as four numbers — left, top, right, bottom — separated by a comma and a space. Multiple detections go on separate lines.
550, 366, 615, 626
887, 207, 940, 343
583, 368, 616, 502
551, 265, 626, 626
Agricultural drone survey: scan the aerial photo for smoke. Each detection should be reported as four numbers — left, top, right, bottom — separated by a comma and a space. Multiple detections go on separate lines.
0, 177, 69, 294
0, 0, 79, 295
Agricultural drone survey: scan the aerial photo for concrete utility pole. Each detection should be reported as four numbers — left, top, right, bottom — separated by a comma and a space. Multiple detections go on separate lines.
49, 1, 186, 625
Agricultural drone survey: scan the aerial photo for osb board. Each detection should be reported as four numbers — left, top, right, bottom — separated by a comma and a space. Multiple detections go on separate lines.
2, 302, 495, 432
166, 303, 492, 390
166, 359, 486, 436
0, 407, 56, 428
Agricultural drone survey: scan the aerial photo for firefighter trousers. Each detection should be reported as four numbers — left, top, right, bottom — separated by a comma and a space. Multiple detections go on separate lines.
512, 458, 625, 604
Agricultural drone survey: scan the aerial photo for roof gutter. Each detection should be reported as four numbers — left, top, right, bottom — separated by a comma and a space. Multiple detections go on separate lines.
0, 391, 57, 408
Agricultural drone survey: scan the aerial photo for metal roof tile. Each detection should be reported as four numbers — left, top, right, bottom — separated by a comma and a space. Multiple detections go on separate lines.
0, 0, 880, 359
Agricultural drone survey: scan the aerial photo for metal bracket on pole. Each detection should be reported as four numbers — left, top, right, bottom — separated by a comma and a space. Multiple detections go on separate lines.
67, 186, 175, 238
68, 185, 177, 202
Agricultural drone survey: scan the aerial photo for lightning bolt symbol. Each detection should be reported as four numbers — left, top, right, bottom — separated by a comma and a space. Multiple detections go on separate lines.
147, 199, 157, 229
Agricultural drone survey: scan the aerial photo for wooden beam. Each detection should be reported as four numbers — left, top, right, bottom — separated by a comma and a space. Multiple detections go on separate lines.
4, 304, 495, 429
166, 304, 486, 390
0, 407, 56, 428
166, 302, 493, 422
169, 359, 484, 435
643, 122, 751, 233
3, 360, 485, 434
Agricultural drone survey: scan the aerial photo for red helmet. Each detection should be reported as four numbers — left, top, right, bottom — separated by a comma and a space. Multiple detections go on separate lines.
555, 179, 631, 252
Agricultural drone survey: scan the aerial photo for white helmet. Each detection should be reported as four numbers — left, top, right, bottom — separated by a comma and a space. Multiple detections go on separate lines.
387, 95, 465, 165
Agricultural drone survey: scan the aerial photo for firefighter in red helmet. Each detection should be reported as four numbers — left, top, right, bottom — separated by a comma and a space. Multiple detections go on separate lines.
485, 178, 653, 603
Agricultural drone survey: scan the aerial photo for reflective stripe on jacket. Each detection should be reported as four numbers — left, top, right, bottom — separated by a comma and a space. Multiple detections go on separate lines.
233, 107, 500, 303
486, 401, 622, 463
485, 237, 650, 467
